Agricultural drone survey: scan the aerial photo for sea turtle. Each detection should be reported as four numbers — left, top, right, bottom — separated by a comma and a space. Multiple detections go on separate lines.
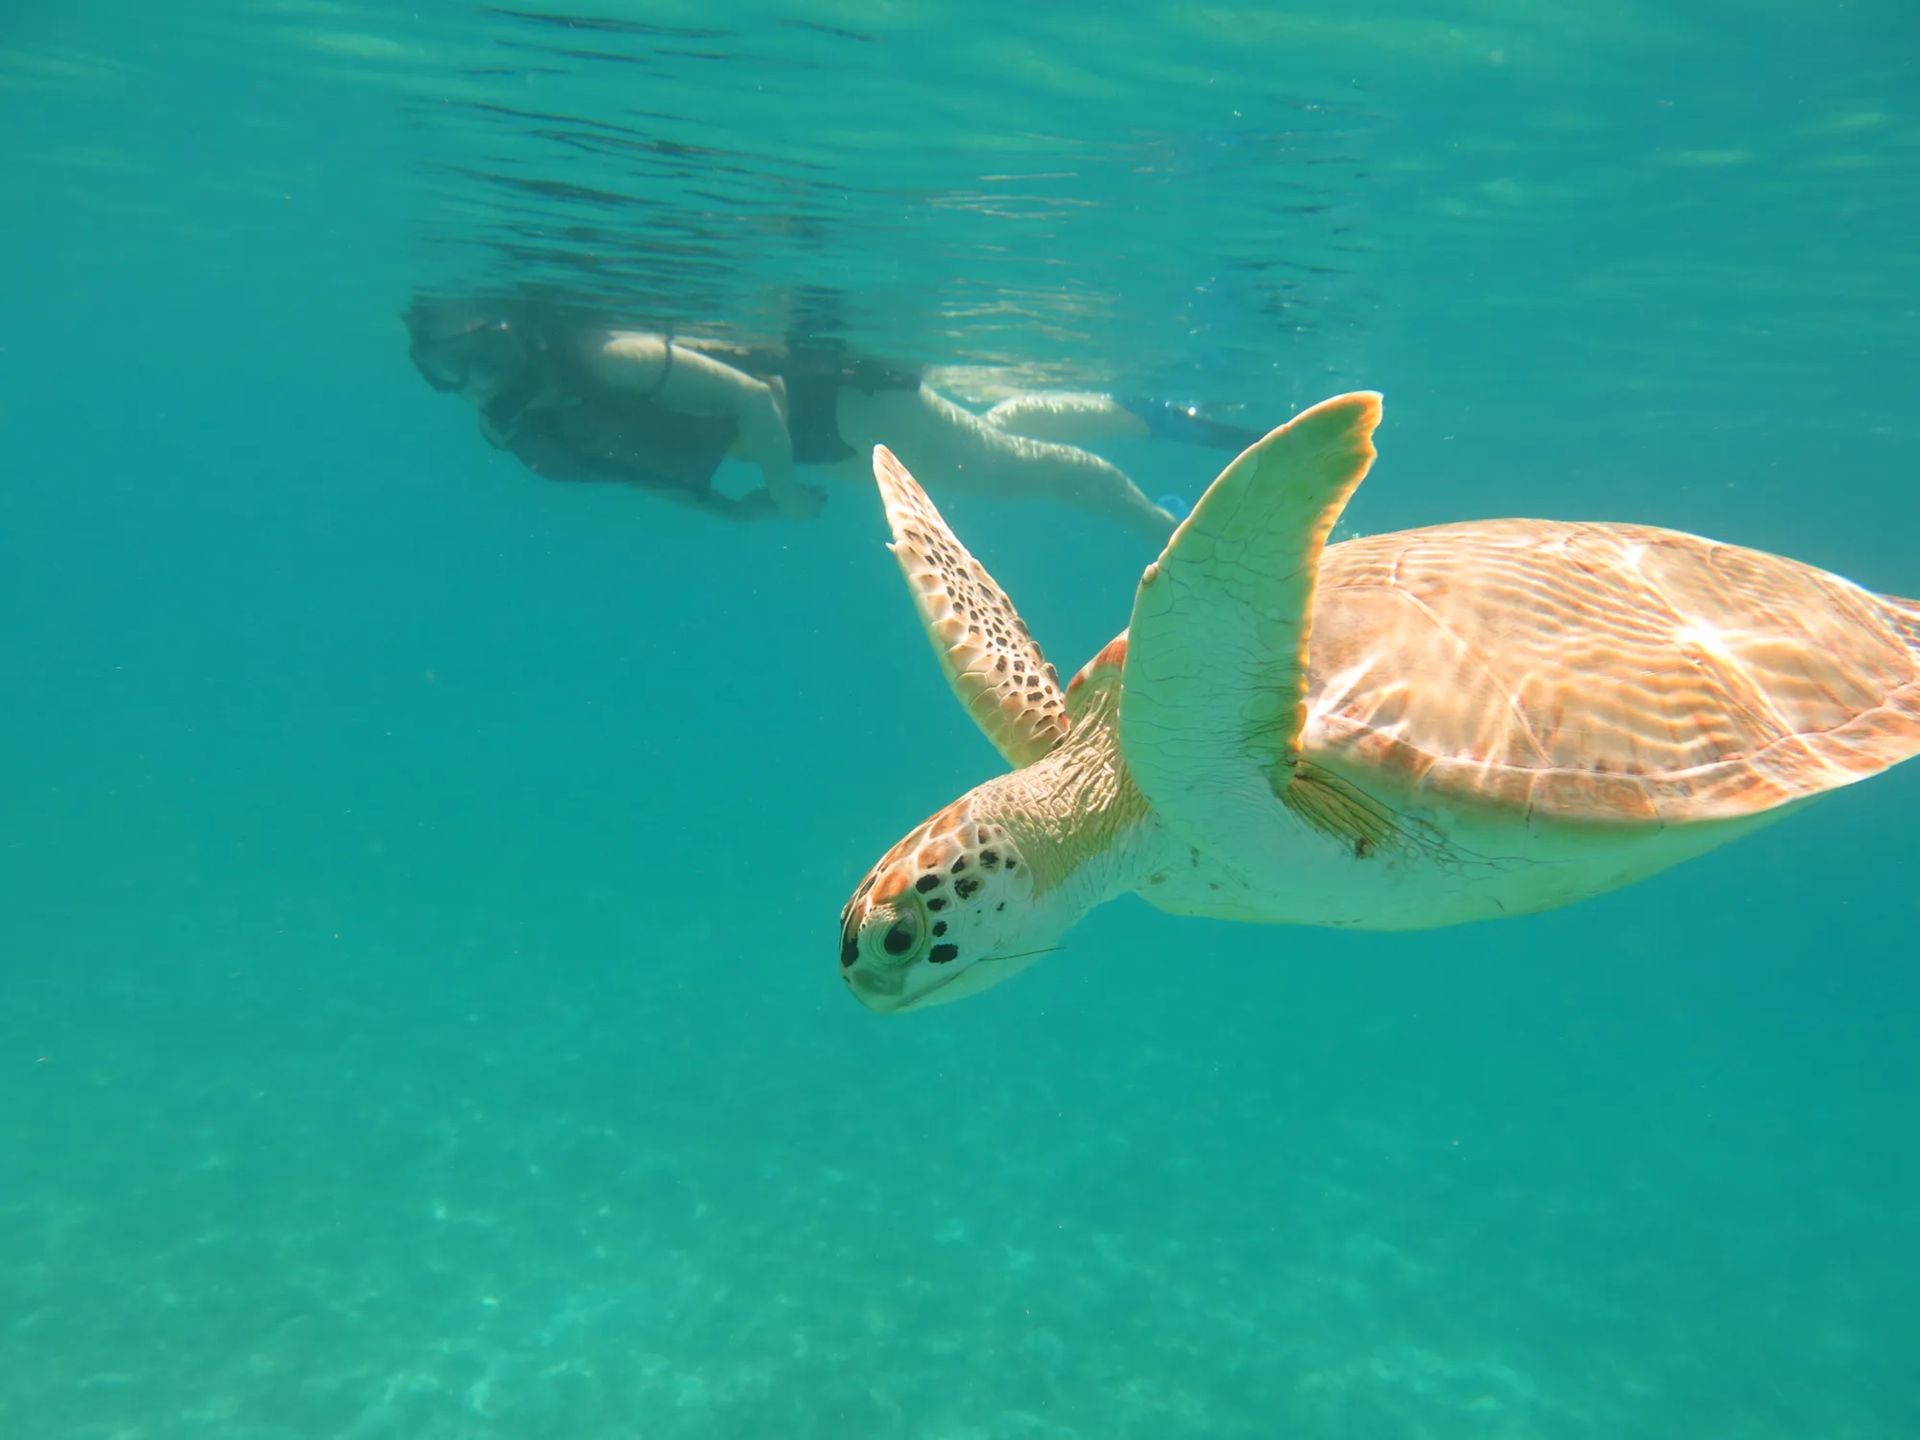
837, 391, 1920, 1013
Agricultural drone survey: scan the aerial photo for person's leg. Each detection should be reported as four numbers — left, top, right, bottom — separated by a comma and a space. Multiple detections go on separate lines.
981, 392, 1150, 445
838, 384, 1175, 542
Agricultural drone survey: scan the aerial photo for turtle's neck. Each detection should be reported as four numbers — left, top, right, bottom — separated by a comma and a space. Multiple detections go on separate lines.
967, 668, 1171, 923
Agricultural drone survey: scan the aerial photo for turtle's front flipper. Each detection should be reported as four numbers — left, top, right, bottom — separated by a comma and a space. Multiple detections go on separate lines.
1119, 392, 1383, 855
872, 446, 1069, 768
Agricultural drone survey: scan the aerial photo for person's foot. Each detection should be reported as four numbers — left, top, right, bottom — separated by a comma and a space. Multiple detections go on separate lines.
1132, 500, 1178, 544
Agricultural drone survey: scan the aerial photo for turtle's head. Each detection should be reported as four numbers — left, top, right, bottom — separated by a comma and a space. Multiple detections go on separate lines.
838, 796, 1059, 1014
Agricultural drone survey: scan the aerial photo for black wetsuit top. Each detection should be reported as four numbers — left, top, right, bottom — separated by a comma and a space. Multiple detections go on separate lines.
781, 355, 921, 464
483, 325, 917, 512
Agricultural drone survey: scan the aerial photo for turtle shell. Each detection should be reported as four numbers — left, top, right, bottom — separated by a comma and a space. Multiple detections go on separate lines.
1302, 519, 1920, 823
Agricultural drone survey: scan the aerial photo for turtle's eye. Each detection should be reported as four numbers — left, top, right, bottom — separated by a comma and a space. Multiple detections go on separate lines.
867, 904, 924, 964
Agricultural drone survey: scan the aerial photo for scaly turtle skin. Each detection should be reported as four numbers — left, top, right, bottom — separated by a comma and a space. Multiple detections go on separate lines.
839, 393, 1920, 1013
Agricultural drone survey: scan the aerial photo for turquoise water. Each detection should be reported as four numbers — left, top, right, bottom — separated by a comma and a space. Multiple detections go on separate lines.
4, 2, 1919, 1436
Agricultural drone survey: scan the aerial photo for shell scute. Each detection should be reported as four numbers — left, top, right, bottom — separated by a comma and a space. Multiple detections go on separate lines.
1302, 520, 1920, 823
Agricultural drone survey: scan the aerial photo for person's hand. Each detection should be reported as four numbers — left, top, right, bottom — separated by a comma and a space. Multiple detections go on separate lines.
734, 483, 826, 522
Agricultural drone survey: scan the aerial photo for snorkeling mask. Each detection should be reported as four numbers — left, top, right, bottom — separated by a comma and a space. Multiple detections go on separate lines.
408, 316, 530, 395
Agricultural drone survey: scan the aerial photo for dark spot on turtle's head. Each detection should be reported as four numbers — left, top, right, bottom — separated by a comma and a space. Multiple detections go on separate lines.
950, 856, 968, 874
980, 850, 1000, 869
932, 920, 948, 936
955, 876, 982, 900
929, 942, 959, 965
926, 897, 947, 912
840, 934, 860, 969
915, 873, 941, 894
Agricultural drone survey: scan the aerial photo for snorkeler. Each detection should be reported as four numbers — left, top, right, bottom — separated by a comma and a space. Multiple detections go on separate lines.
403, 297, 1259, 540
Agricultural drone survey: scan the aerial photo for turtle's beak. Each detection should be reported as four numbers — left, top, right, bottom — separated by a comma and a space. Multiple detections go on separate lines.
844, 964, 908, 1013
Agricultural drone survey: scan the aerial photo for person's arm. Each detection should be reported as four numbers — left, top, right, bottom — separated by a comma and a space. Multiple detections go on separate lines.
582, 332, 823, 519
491, 401, 783, 526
